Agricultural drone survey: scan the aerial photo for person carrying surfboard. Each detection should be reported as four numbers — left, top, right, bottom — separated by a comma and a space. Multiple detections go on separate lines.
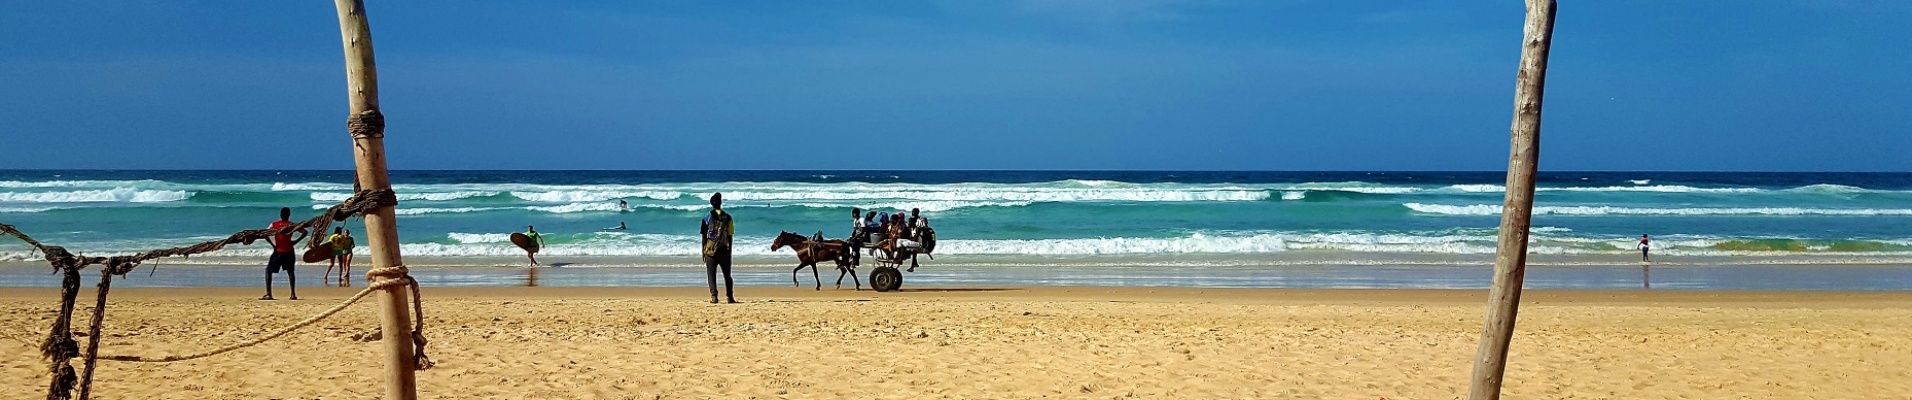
323, 228, 342, 285
262, 207, 309, 301
523, 225, 545, 266
701, 192, 737, 304
327, 228, 355, 286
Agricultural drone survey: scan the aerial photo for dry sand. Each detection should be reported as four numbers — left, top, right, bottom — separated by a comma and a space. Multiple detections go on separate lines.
3, 286, 1910, 399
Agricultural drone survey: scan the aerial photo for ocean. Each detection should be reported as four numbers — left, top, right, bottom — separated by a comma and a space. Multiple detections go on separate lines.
3, 170, 1910, 289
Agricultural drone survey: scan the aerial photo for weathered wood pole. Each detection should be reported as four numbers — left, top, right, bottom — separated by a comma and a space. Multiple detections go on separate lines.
332, 1, 418, 399
1467, 1, 1556, 400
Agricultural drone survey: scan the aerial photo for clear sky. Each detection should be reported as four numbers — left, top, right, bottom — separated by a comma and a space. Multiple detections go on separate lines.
2, 1, 1907, 171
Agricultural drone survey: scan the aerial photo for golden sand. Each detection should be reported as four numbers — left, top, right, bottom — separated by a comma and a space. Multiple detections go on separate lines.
3, 287, 1909, 399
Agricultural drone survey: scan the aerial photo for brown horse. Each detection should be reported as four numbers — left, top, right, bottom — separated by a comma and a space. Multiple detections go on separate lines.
771, 231, 861, 290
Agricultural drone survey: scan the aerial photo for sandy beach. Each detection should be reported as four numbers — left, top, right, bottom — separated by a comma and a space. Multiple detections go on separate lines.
0, 287, 1907, 399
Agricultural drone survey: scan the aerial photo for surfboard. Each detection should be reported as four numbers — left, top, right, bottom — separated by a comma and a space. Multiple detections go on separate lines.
510, 232, 540, 253
302, 241, 334, 263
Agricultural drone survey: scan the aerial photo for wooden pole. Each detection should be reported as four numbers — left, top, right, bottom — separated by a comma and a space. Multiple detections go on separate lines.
332, 1, 418, 399
1467, 1, 1555, 400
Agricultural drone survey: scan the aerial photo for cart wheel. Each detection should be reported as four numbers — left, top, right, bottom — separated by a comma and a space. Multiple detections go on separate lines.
871, 266, 903, 292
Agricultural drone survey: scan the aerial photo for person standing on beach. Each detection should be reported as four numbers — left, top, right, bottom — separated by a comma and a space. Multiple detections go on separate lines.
262, 207, 308, 300
846, 208, 864, 266
1638, 234, 1651, 263
701, 193, 737, 304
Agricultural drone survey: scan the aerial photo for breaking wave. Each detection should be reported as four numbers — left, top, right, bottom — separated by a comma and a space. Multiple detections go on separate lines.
1403, 203, 1912, 216
0, 188, 192, 203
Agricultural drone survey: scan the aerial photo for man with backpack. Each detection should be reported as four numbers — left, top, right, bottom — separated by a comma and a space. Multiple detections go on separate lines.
701, 193, 738, 304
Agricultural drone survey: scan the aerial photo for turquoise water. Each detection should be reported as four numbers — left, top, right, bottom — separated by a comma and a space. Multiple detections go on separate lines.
2, 170, 1910, 288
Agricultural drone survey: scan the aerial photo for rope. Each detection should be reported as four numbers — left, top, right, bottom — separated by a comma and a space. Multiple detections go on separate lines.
0, 188, 423, 400
99, 266, 428, 367
348, 110, 385, 139
76, 268, 114, 400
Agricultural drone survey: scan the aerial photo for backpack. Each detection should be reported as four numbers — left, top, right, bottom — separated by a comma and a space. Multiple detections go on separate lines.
703, 210, 733, 256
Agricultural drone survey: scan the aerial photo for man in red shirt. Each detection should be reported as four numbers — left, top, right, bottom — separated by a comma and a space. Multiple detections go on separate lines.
263, 207, 309, 300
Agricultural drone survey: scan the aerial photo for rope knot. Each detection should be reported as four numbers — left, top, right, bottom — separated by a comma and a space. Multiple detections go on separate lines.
348, 109, 385, 139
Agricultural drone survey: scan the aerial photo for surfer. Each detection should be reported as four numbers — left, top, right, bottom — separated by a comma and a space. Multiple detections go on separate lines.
524, 225, 545, 266
262, 207, 309, 301
1638, 234, 1651, 263
618, 199, 629, 212
614, 222, 627, 230
701, 192, 737, 304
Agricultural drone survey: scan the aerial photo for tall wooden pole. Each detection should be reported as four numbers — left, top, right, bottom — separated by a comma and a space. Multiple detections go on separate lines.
333, 1, 418, 399
1467, 1, 1555, 400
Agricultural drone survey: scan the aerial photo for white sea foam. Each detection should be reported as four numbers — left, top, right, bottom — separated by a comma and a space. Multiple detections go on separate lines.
1446, 184, 1504, 193
1403, 203, 1912, 216
1785, 184, 1873, 194
509, 190, 682, 203
1445, 184, 1761, 194
1280, 191, 1306, 200
1629, 179, 1651, 185
526, 203, 625, 213
272, 182, 352, 191
447, 233, 513, 244
392, 207, 501, 215
1274, 182, 1421, 194
0, 188, 191, 203
0, 206, 62, 213
311, 191, 500, 202
712, 187, 1268, 202
0, 179, 169, 189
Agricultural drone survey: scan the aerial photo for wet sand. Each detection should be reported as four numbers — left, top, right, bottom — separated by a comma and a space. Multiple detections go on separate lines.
2, 287, 1909, 399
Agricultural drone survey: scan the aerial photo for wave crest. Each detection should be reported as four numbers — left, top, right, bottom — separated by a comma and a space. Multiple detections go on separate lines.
0, 188, 192, 203
1403, 203, 1912, 216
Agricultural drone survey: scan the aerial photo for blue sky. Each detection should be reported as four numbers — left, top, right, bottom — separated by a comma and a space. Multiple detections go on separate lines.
2, 0, 1907, 171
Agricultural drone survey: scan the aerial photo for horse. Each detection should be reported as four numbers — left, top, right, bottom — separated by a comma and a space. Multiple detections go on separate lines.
771, 231, 861, 290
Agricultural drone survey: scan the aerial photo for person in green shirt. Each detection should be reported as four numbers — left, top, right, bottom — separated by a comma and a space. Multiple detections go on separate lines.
524, 225, 545, 267
324, 228, 356, 286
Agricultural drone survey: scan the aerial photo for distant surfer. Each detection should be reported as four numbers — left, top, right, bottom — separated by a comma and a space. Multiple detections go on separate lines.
262, 207, 309, 301
1638, 234, 1651, 263
612, 222, 627, 230
701, 192, 737, 304
618, 199, 629, 212
523, 225, 545, 266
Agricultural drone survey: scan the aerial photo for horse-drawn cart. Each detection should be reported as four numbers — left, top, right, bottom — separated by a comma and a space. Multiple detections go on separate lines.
866, 226, 935, 292
771, 227, 937, 292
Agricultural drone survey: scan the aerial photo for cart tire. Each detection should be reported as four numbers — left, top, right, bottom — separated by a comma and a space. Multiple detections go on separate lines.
871, 266, 903, 292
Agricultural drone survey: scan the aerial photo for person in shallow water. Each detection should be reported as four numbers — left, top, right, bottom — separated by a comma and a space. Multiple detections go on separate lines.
1638, 234, 1651, 263
524, 225, 545, 267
